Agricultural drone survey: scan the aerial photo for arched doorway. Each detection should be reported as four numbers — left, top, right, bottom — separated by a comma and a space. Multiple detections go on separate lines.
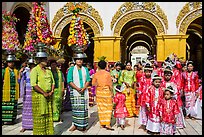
176, 2, 202, 77
186, 17, 202, 77
111, 2, 168, 65
120, 19, 157, 65
51, 2, 103, 69
60, 22, 95, 65
12, 6, 30, 68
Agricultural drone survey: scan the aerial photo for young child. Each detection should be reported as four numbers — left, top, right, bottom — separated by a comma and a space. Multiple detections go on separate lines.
159, 86, 180, 135
145, 74, 164, 135
138, 63, 153, 130
113, 85, 129, 130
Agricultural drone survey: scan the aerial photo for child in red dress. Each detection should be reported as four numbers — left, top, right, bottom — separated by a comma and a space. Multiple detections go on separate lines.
113, 85, 129, 130
146, 74, 164, 135
159, 86, 180, 135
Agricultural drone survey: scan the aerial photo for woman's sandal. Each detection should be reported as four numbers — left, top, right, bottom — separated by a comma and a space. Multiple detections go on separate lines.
105, 126, 114, 131
20, 128, 26, 132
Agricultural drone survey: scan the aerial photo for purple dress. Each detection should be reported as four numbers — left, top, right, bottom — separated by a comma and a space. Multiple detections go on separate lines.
20, 67, 33, 129
88, 69, 96, 106
89, 69, 96, 96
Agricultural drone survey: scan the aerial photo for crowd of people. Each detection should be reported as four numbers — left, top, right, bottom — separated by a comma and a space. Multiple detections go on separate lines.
2, 51, 202, 135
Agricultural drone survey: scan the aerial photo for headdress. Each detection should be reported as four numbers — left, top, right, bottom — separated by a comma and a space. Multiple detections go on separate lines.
164, 65, 173, 74
165, 85, 174, 93
152, 74, 162, 80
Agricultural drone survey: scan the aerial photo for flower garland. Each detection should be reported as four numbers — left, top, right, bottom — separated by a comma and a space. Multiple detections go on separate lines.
2, 11, 20, 51
67, 3, 90, 52
23, 8, 37, 53
33, 2, 54, 44
23, 2, 56, 54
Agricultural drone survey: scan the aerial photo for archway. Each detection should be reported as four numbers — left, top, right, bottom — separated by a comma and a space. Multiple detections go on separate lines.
52, 2, 103, 37
176, 2, 202, 77
120, 19, 157, 64
51, 2, 103, 70
186, 17, 202, 77
111, 2, 168, 64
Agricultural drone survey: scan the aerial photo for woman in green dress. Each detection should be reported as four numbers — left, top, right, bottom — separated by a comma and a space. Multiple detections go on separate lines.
30, 50, 55, 135
119, 61, 137, 117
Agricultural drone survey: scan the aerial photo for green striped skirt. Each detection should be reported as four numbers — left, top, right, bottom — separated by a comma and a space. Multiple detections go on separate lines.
2, 89, 18, 123
70, 91, 88, 129
32, 90, 54, 135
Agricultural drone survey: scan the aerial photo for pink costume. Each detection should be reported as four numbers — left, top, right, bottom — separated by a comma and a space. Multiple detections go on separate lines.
113, 92, 129, 126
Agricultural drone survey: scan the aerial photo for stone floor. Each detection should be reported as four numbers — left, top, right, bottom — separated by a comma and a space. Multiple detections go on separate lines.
2, 98, 202, 135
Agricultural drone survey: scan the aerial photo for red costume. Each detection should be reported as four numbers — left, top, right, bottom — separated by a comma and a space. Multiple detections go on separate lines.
146, 85, 164, 118
137, 75, 152, 126
172, 68, 182, 91
136, 70, 143, 84
159, 99, 180, 135
113, 92, 129, 118
181, 71, 199, 92
138, 76, 152, 106
145, 85, 164, 132
159, 99, 180, 124
181, 71, 199, 116
161, 79, 183, 107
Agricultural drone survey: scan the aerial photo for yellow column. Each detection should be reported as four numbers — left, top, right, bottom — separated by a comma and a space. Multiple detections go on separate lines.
156, 35, 189, 61
93, 36, 121, 63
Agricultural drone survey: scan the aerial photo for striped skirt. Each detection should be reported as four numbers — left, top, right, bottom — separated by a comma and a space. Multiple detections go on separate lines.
123, 88, 136, 117
32, 91, 54, 135
2, 89, 18, 123
22, 87, 33, 129
96, 86, 113, 126
70, 91, 88, 128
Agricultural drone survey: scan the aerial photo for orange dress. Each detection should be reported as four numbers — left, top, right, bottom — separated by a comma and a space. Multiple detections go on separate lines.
92, 70, 113, 126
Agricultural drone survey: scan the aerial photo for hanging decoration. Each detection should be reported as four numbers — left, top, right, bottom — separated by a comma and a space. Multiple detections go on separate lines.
67, 2, 90, 53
